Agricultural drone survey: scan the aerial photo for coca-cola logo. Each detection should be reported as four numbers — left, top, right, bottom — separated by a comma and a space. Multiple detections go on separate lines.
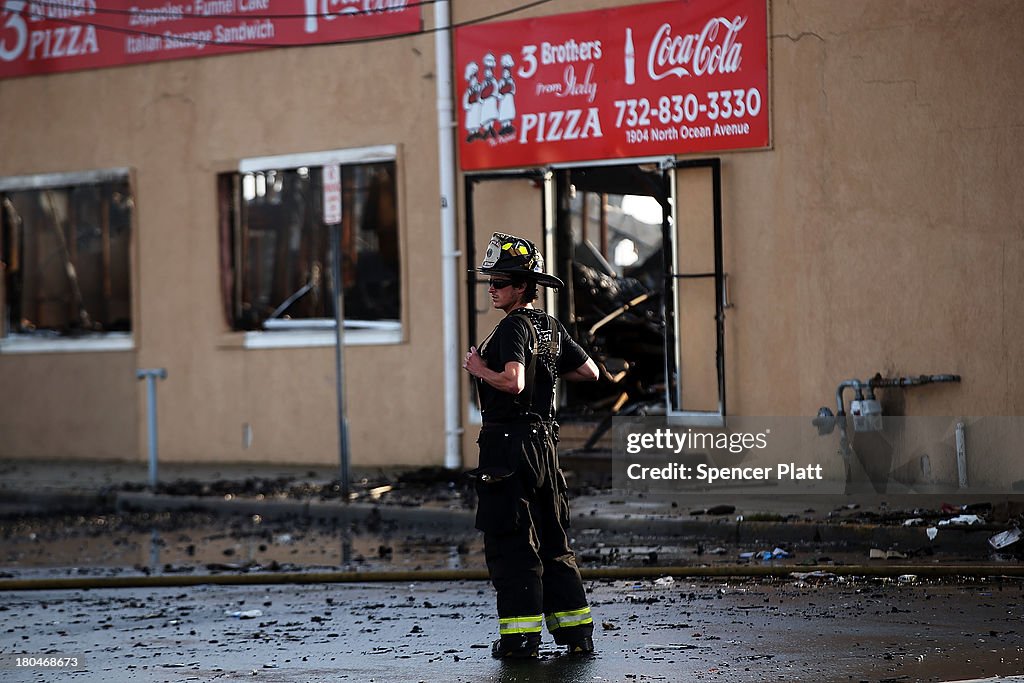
647, 16, 746, 80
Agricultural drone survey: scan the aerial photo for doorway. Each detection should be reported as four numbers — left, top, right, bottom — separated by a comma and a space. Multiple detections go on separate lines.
464, 159, 726, 448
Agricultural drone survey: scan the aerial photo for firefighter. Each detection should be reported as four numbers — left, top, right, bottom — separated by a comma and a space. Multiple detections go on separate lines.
463, 232, 600, 659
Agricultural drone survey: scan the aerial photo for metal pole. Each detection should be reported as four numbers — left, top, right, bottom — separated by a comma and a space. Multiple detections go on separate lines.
331, 223, 351, 501
146, 375, 158, 485
135, 368, 167, 489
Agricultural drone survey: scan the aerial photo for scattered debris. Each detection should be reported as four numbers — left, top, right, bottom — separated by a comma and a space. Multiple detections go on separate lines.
689, 505, 736, 516
938, 514, 983, 526
988, 528, 1023, 550
225, 610, 262, 619
740, 548, 790, 561
790, 571, 838, 581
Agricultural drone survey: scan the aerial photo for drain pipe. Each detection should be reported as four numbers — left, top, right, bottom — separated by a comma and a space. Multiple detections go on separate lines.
434, 0, 463, 469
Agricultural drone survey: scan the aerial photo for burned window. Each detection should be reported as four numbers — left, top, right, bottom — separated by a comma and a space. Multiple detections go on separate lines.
1, 177, 133, 337
219, 161, 401, 333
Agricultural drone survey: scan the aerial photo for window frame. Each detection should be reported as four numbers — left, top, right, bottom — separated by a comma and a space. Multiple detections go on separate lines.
230, 145, 404, 349
0, 167, 135, 355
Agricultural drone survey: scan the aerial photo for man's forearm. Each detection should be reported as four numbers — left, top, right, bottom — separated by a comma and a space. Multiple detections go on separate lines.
562, 358, 600, 382
473, 362, 526, 394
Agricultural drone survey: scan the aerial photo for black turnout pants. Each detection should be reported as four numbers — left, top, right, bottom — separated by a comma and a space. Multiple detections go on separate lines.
473, 422, 593, 644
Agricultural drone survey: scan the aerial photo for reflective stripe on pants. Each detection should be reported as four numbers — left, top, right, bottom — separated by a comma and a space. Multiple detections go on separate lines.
499, 615, 544, 635
546, 606, 593, 631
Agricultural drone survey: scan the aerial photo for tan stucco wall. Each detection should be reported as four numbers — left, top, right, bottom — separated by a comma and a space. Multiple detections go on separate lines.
0, 28, 445, 466
2, 1, 1022, 474
0, 351, 137, 459
730, 0, 1024, 418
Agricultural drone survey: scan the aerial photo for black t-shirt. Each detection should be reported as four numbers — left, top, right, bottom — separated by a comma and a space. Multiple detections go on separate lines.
476, 307, 589, 423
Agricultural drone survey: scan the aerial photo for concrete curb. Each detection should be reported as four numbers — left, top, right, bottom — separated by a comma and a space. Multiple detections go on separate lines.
0, 489, 112, 516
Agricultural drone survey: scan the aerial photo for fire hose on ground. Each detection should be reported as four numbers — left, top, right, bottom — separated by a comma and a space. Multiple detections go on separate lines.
1, 563, 1022, 592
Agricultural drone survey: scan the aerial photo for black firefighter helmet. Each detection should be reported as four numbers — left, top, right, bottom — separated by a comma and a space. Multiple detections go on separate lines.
475, 232, 564, 289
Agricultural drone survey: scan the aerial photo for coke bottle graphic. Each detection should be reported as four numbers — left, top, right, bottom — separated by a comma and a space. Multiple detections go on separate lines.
305, 0, 318, 33
624, 27, 636, 85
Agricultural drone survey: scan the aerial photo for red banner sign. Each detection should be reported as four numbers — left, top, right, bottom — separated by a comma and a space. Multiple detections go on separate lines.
0, 1, 420, 80
455, 0, 769, 171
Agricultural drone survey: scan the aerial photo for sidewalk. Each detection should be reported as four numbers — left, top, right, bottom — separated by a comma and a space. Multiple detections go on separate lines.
1, 457, 1021, 563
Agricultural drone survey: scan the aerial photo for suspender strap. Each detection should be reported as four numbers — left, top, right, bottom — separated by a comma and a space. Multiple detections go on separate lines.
505, 308, 564, 421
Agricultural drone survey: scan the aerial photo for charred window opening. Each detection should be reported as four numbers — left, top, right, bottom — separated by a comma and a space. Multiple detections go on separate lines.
1, 176, 133, 338
219, 160, 401, 333
558, 166, 668, 424
463, 165, 671, 438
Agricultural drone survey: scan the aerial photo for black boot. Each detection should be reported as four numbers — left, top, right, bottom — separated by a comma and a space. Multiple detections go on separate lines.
491, 633, 541, 659
565, 635, 595, 655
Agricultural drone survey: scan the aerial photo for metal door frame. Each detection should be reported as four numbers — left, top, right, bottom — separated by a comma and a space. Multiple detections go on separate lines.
661, 157, 727, 425
463, 169, 554, 408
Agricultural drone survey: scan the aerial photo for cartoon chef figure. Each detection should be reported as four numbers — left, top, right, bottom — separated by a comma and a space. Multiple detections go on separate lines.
463, 61, 483, 142
497, 53, 517, 137
479, 53, 500, 140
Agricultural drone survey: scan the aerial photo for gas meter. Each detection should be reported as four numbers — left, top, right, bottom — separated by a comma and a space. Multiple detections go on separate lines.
850, 398, 882, 432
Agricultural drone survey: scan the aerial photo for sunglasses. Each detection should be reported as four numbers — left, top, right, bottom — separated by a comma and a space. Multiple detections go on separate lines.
487, 279, 517, 289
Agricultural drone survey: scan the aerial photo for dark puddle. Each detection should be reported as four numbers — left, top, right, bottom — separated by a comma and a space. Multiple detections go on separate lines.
0, 512, 484, 579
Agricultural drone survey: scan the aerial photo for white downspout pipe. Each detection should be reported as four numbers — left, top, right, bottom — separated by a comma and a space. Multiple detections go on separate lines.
434, 0, 462, 469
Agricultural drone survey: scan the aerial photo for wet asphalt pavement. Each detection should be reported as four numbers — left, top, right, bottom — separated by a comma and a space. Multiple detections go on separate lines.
4, 461, 1024, 682
2, 577, 1024, 682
